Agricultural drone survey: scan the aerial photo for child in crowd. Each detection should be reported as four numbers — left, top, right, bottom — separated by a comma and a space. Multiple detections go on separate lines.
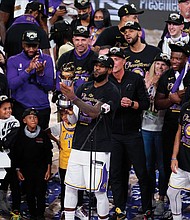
14, 108, 53, 220
46, 95, 77, 219
0, 95, 20, 216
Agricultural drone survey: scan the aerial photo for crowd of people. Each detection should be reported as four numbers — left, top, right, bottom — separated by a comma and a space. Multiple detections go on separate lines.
0, 0, 190, 220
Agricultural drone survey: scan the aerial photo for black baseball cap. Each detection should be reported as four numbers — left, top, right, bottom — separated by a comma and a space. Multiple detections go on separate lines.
0, 95, 12, 106
179, 0, 188, 2
154, 53, 171, 67
74, 0, 91, 9
73, 26, 89, 38
118, 4, 144, 18
108, 47, 126, 59
94, 55, 114, 68
22, 108, 39, 119
165, 13, 184, 25
120, 21, 141, 33
169, 41, 190, 57
22, 30, 40, 44
25, 2, 47, 18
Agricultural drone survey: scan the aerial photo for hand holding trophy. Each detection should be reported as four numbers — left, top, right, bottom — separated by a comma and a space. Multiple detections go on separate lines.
58, 62, 75, 109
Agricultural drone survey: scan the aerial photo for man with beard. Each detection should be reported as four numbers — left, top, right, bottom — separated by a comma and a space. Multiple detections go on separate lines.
121, 21, 160, 78
93, 3, 144, 52
107, 47, 152, 220
7, 30, 54, 129
155, 42, 190, 218
59, 54, 120, 220
4, 1, 50, 58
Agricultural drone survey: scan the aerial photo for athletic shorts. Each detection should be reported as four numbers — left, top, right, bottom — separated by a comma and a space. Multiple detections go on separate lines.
64, 149, 110, 192
169, 168, 190, 191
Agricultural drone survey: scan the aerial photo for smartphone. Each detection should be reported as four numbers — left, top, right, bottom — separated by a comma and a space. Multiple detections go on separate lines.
37, 49, 43, 59
59, 5, 66, 10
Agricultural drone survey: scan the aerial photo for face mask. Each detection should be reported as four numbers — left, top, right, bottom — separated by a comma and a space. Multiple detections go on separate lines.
94, 20, 104, 29
78, 13, 89, 20
92, 72, 108, 82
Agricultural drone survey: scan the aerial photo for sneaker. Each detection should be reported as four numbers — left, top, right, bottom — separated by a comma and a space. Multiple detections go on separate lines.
154, 200, 164, 216
144, 210, 153, 220
10, 210, 22, 220
162, 210, 173, 219
75, 206, 88, 220
115, 207, 127, 220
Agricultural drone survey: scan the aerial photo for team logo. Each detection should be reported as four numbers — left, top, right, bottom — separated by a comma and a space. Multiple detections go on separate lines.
185, 124, 190, 138
167, 83, 174, 91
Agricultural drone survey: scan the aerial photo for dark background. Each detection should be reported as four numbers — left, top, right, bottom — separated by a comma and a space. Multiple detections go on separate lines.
92, 0, 179, 30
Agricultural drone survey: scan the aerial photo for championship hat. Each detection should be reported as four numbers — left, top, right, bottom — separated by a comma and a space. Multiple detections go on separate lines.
22, 30, 40, 44
178, 0, 188, 2
169, 41, 190, 57
73, 26, 89, 38
74, 0, 91, 9
165, 13, 184, 25
108, 47, 126, 59
120, 21, 141, 33
118, 4, 144, 18
0, 95, 12, 106
22, 108, 39, 119
25, 1, 47, 18
93, 55, 114, 68
154, 53, 171, 67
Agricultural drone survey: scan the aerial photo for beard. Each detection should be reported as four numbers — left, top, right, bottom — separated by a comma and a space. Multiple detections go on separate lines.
128, 34, 139, 46
92, 71, 108, 82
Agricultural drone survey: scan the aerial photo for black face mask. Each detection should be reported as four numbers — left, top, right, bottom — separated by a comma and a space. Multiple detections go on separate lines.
78, 13, 89, 20
94, 20, 104, 29
92, 72, 108, 83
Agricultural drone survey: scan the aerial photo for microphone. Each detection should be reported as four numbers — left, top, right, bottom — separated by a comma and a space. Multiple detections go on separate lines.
101, 101, 112, 114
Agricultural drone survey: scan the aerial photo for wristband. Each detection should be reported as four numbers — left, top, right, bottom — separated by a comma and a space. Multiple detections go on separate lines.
171, 158, 177, 161
72, 96, 78, 102
16, 168, 20, 171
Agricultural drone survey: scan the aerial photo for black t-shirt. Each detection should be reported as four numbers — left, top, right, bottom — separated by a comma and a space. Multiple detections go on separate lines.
178, 101, 190, 172
156, 68, 190, 127
72, 81, 120, 152
4, 23, 50, 58
93, 26, 128, 48
57, 49, 98, 89
124, 44, 161, 77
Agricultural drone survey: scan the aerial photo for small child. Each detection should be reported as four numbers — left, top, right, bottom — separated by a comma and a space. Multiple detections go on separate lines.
0, 95, 20, 215
46, 97, 77, 219
14, 108, 53, 220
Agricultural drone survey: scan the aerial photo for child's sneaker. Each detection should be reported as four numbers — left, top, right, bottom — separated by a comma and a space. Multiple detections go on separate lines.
144, 210, 153, 220
115, 207, 127, 220
10, 210, 21, 220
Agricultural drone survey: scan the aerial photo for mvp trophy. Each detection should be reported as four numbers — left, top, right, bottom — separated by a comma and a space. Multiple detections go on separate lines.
58, 62, 75, 109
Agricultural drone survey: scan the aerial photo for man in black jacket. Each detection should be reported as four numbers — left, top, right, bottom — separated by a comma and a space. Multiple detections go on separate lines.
108, 47, 152, 220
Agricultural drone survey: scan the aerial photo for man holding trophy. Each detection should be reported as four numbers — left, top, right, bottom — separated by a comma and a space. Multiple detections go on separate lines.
59, 54, 120, 220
